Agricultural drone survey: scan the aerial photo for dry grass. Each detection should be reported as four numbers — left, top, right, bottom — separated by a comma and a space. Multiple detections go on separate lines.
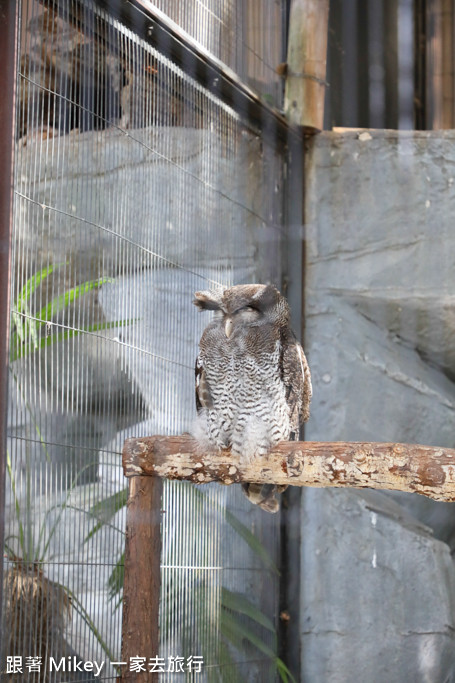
2, 562, 71, 682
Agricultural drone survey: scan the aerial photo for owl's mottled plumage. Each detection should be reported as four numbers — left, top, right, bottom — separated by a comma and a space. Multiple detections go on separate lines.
193, 284, 312, 513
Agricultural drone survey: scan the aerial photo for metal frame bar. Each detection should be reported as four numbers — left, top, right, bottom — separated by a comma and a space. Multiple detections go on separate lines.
278, 131, 305, 677
414, 0, 428, 129
0, 0, 18, 629
88, 0, 302, 143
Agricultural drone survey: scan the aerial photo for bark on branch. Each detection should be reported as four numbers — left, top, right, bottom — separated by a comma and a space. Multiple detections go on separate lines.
122, 435, 455, 502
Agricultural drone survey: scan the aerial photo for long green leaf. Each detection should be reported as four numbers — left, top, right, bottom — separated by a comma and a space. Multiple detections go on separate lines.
221, 588, 275, 633
215, 639, 248, 683
9, 368, 52, 462
85, 488, 128, 542
4, 538, 22, 558
38, 462, 100, 561
276, 658, 298, 683
221, 606, 295, 683
10, 270, 123, 361
186, 484, 279, 575
12, 263, 64, 348
224, 508, 279, 575
5, 450, 25, 558
13, 306, 39, 351
89, 488, 129, 522
16, 263, 63, 311
66, 588, 119, 669
36, 277, 113, 324
11, 319, 135, 361
107, 553, 124, 607
221, 608, 276, 658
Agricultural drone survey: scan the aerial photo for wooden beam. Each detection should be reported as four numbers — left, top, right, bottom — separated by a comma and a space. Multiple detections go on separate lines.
430, 0, 455, 129
284, 0, 330, 131
123, 435, 455, 503
121, 476, 163, 682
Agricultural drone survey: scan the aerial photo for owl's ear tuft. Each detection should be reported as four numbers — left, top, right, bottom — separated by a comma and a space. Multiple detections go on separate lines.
193, 290, 223, 311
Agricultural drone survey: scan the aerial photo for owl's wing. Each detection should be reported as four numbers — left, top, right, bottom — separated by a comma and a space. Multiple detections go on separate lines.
195, 354, 213, 412
281, 334, 312, 436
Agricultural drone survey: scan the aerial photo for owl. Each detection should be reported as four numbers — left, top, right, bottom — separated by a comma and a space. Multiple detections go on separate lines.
193, 283, 312, 513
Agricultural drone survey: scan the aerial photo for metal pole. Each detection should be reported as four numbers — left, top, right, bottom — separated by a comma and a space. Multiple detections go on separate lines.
0, 0, 18, 630
384, 0, 399, 128
414, 0, 428, 129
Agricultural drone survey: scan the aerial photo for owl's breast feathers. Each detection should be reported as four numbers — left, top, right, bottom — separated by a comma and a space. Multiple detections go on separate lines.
195, 323, 311, 433
193, 284, 310, 511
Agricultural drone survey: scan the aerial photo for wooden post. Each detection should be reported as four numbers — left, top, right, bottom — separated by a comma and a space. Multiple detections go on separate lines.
122, 435, 455, 503
284, 0, 330, 131
121, 476, 163, 681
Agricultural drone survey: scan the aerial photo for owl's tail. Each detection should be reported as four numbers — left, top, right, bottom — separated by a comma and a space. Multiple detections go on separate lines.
241, 483, 288, 513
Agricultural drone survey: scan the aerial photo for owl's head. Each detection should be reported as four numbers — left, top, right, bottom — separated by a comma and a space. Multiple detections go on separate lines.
193, 284, 289, 338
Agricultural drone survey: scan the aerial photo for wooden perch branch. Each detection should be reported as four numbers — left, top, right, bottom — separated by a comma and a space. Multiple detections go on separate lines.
122, 435, 455, 502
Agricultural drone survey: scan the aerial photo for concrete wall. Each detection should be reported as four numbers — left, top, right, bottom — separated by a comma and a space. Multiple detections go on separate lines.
303, 129, 455, 682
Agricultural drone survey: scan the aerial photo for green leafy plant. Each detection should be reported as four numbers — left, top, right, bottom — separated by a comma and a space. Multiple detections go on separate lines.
7, 264, 296, 682
10, 263, 130, 362
88, 481, 296, 682
4, 264, 129, 672
7, 262, 129, 560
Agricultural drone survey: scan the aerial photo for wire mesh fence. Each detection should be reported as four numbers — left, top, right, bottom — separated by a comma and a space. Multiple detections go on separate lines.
2, 0, 293, 680
148, 0, 286, 108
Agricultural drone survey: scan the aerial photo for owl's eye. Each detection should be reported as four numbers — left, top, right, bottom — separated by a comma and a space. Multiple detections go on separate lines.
235, 305, 261, 320
236, 305, 258, 314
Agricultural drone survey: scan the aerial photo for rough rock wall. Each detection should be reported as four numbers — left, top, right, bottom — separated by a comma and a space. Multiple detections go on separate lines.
303, 129, 455, 682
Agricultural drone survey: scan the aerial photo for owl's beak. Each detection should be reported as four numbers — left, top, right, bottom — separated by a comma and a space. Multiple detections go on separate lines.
225, 318, 233, 338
